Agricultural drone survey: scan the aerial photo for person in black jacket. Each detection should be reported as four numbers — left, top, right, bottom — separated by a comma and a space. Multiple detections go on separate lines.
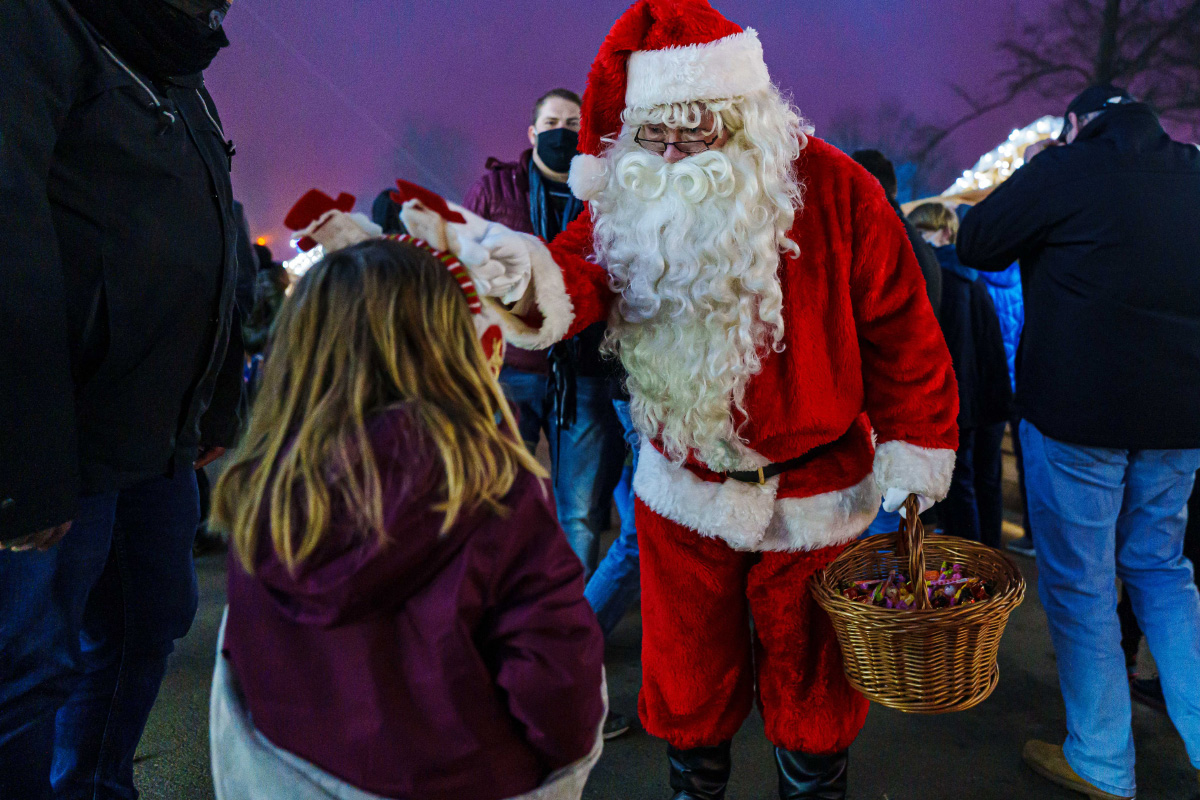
958, 86, 1200, 800
909, 202, 1011, 547
851, 149, 943, 321
851, 150, 949, 540
0, 1, 240, 797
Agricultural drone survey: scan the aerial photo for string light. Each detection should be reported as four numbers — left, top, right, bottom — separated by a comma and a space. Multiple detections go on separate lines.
284, 243, 324, 278
945, 115, 1063, 195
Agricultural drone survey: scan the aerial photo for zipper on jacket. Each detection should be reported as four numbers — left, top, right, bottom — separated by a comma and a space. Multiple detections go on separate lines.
194, 89, 236, 162
98, 44, 176, 134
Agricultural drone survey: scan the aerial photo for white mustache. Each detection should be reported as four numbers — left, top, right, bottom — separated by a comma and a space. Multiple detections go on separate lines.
615, 148, 738, 204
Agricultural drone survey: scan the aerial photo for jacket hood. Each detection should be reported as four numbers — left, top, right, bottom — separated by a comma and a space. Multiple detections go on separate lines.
243, 406, 470, 627
936, 243, 978, 282
484, 148, 533, 175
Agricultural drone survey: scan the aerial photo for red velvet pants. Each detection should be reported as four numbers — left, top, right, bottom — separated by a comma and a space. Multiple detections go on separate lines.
636, 499, 869, 753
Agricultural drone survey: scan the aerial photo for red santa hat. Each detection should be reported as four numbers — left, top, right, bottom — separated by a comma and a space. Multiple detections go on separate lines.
568, 0, 771, 201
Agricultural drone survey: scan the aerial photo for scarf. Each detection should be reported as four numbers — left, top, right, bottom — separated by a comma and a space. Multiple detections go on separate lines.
528, 163, 586, 428
528, 162, 584, 243
69, 0, 229, 80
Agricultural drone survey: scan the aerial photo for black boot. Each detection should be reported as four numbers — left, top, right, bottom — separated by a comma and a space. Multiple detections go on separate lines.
667, 741, 732, 800
775, 748, 848, 800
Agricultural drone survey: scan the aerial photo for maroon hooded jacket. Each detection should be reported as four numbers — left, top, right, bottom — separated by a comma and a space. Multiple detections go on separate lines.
223, 405, 605, 800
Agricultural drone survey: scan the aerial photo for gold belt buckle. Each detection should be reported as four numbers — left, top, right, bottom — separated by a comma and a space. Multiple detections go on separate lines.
756, 466, 766, 485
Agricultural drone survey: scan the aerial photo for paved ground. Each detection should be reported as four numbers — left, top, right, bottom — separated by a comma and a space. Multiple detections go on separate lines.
132, 441, 1200, 800
134, 547, 1199, 800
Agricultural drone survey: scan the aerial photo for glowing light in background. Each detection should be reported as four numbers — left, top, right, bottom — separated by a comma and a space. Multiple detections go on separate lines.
945, 115, 1063, 195
284, 243, 324, 278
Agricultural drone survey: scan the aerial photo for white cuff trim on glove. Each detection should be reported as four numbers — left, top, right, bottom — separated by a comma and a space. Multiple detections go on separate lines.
482, 234, 575, 350
873, 440, 956, 503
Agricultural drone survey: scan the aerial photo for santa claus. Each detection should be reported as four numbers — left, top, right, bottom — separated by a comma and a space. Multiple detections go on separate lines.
372, 1, 960, 797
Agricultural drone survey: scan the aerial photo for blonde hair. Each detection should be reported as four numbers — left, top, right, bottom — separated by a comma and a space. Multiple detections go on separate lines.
211, 238, 543, 574
908, 202, 959, 243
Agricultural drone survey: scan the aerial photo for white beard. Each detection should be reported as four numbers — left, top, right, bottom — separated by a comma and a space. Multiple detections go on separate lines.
593, 137, 796, 472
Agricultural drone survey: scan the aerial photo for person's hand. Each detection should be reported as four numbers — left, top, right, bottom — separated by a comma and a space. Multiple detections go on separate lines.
881, 488, 934, 519
402, 200, 535, 302
473, 225, 534, 303
1023, 138, 1059, 161
194, 446, 226, 470
3, 520, 72, 552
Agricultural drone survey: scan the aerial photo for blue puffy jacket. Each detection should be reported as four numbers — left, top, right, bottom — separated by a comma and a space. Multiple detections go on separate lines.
978, 263, 1023, 392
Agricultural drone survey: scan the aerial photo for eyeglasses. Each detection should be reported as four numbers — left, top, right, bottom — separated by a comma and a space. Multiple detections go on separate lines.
161, 0, 231, 29
634, 126, 720, 155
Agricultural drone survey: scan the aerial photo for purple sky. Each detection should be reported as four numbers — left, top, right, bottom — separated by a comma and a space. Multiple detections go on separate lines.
205, 0, 1053, 251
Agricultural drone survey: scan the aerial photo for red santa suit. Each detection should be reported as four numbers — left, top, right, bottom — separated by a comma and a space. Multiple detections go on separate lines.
430, 0, 959, 757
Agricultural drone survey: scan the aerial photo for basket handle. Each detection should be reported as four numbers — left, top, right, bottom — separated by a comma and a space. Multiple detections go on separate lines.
900, 494, 931, 610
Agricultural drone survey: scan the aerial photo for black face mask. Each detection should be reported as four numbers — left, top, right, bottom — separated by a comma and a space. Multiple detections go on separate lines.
70, 0, 230, 80
536, 128, 579, 174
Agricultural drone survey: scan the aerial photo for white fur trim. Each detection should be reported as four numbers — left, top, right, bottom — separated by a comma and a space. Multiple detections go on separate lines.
634, 440, 778, 551
625, 29, 771, 109
873, 440, 956, 502
483, 235, 574, 350
761, 473, 880, 552
633, 441, 881, 552
568, 154, 607, 202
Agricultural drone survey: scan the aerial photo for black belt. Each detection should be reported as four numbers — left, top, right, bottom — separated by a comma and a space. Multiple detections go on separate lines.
723, 426, 853, 485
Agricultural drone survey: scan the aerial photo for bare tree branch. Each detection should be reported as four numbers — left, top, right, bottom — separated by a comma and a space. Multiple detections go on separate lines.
823, 98, 959, 199
932, 0, 1200, 150
1122, 0, 1200, 76
1096, 0, 1124, 81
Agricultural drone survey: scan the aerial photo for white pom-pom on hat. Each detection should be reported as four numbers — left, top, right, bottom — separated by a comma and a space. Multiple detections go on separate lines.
567, 155, 608, 203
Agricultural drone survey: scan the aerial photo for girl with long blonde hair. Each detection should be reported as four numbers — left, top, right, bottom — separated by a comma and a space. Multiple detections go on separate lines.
209, 238, 604, 800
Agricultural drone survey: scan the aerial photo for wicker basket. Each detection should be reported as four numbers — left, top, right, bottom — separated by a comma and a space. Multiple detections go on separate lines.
812, 495, 1026, 713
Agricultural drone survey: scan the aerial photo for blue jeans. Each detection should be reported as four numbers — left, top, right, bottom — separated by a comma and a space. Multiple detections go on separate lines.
585, 399, 642, 637
0, 468, 200, 800
942, 422, 1006, 547
500, 368, 625, 579
1021, 420, 1200, 797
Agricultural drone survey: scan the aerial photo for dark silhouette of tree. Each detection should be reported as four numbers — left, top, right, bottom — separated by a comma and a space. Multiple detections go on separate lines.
825, 99, 959, 202
924, 0, 1200, 158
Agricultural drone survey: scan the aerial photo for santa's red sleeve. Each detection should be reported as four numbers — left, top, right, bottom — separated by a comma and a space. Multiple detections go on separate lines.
850, 182, 960, 500
490, 209, 615, 350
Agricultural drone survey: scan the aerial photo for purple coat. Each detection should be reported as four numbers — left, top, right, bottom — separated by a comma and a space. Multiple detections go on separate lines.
223, 406, 605, 800
463, 149, 536, 236
462, 151, 548, 373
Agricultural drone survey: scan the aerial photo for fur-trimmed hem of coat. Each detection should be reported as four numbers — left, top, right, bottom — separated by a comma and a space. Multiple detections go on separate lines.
633, 441, 879, 552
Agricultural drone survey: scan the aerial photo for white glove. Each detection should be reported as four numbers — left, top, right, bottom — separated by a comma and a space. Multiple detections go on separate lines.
400, 201, 533, 302
474, 225, 534, 303
882, 488, 934, 519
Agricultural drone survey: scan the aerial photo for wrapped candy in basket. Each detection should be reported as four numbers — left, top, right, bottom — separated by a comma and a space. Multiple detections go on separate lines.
811, 495, 1026, 713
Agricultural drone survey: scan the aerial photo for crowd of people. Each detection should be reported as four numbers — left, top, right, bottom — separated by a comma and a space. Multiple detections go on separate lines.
2, 1, 1199, 800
